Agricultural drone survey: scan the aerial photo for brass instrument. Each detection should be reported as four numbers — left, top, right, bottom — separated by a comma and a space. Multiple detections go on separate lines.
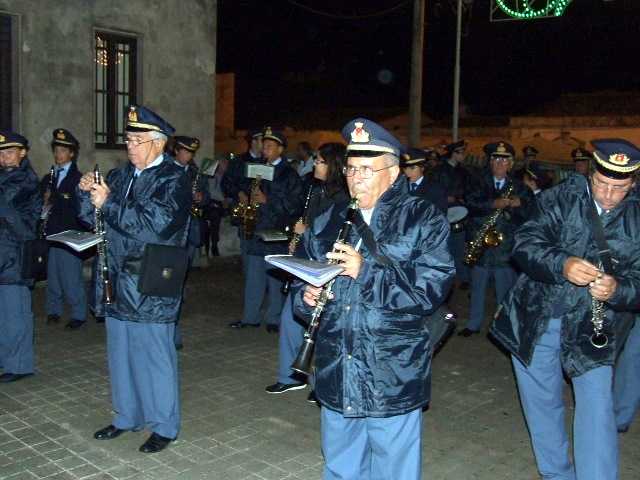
188, 160, 203, 217
464, 181, 515, 266
232, 175, 261, 239
290, 196, 359, 376
281, 184, 315, 295
94, 164, 115, 304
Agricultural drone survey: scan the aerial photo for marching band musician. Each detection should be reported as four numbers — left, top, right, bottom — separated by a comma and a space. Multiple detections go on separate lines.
458, 142, 533, 337
172, 136, 211, 266
228, 126, 304, 333
77, 105, 192, 453
432, 140, 471, 289
172, 135, 211, 350
401, 147, 448, 214
265, 142, 350, 398
293, 119, 455, 480
0, 131, 41, 383
41, 129, 89, 330
490, 139, 640, 480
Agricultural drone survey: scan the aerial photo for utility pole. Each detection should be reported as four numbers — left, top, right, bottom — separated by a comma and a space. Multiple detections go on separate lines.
408, 0, 425, 147
452, 0, 463, 141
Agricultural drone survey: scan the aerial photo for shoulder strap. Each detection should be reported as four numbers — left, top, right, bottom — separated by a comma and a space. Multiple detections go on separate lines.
353, 212, 393, 266
586, 191, 614, 275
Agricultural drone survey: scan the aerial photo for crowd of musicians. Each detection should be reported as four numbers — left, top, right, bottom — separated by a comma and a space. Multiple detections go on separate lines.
1, 106, 640, 479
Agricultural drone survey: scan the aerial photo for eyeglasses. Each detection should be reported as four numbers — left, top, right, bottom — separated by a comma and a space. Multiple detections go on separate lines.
314, 158, 326, 165
591, 176, 632, 194
124, 137, 155, 147
490, 157, 511, 164
342, 164, 393, 179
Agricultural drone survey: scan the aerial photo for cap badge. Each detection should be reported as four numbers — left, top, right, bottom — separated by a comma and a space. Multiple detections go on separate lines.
56, 130, 66, 140
0, 135, 4, 142
351, 122, 370, 143
128, 106, 138, 122
190, 141, 199, 149
264, 126, 273, 137
610, 153, 630, 166
497, 143, 506, 153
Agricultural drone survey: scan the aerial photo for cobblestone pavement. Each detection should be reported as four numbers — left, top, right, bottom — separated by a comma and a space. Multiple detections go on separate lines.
1, 256, 638, 479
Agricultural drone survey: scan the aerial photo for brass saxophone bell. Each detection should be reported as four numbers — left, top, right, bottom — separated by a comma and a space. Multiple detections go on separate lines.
484, 228, 503, 248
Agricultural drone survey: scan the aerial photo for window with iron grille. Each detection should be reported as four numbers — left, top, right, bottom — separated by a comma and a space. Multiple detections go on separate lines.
0, 14, 13, 130
95, 31, 138, 149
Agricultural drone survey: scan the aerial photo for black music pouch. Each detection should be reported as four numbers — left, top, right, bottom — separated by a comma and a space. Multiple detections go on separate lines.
137, 244, 190, 298
21, 238, 50, 281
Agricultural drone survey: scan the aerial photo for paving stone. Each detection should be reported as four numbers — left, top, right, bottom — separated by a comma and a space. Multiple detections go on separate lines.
0, 256, 636, 479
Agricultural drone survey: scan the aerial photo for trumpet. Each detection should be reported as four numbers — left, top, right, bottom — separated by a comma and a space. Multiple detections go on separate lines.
290, 196, 359, 376
94, 164, 115, 305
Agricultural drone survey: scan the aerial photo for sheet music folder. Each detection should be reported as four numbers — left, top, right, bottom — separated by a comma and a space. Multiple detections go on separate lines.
264, 255, 344, 287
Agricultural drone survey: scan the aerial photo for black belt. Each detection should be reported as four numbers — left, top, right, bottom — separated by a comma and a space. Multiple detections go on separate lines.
122, 259, 142, 275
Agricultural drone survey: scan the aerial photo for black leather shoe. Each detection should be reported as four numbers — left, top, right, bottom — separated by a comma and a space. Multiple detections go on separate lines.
65, 318, 86, 330
139, 432, 174, 453
266, 324, 280, 333
265, 382, 305, 393
0, 372, 33, 383
307, 390, 317, 403
618, 427, 629, 434
228, 321, 260, 329
175, 343, 184, 351
93, 425, 126, 440
457, 328, 479, 337
47, 314, 61, 326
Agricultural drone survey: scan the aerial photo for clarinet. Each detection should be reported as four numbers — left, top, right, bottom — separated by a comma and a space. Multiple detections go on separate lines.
290, 196, 359, 375
281, 184, 315, 295
39, 165, 56, 238
94, 165, 115, 305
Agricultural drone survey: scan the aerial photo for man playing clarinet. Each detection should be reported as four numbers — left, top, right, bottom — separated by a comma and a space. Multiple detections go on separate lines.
292, 119, 455, 480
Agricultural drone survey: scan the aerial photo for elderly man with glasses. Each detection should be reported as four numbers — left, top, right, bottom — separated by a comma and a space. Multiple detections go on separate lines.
77, 105, 192, 453
490, 139, 640, 480
292, 118, 455, 480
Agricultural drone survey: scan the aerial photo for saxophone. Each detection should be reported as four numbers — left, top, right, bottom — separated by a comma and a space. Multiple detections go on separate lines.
232, 175, 261, 239
188, 160, 203, 217
464, 181, 515, 266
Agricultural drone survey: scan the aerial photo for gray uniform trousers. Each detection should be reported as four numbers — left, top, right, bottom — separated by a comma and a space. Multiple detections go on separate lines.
0, 285, 35, 375
106, 317, 180, 439
46, 246, 87, 321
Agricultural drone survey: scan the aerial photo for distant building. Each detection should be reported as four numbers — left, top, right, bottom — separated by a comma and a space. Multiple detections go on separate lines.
0, 1, 217, 176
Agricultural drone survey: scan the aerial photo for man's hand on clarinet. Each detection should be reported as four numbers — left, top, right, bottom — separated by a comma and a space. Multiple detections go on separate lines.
79, 172, 110, 209
303, 284, 334, 307
326, 243, 362, 279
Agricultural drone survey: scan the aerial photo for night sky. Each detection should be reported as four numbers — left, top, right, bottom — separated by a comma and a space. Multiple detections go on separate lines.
216, 0, 640, 129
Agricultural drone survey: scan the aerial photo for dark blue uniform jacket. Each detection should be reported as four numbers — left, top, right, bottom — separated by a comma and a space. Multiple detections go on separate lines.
0, 159, 41, 286
293, 176, 455, 417
77, 154, 192, 322
490, 173, 640, 378
41, 162, 86, 235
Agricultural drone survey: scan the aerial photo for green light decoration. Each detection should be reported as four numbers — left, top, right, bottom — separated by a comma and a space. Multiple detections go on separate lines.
495, 0, 572, 19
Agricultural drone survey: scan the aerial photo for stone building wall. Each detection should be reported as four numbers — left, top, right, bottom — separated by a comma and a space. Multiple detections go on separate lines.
0, 0, 217, 177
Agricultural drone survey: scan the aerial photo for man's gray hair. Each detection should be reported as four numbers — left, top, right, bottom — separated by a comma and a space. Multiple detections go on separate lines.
382, 152, 400, 167
150, 130, 168, 142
